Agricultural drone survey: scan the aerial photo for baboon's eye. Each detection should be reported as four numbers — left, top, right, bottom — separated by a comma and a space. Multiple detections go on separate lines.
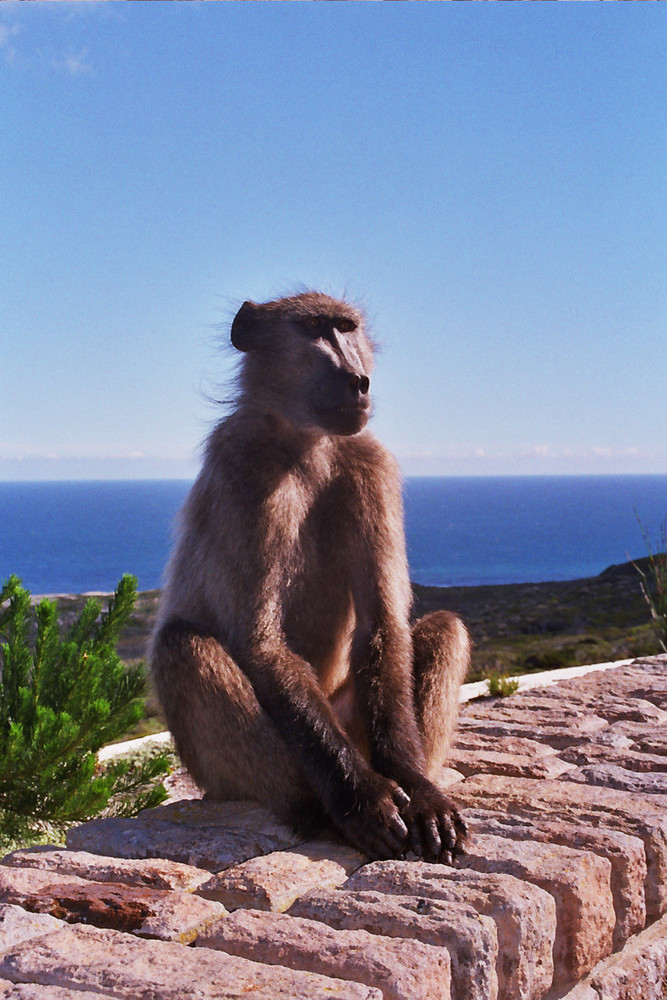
334, 317, 357, 333
302, 315, 327, 336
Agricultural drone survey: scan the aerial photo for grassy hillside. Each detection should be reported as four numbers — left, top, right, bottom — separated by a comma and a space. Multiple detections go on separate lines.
413, 556, 662, 680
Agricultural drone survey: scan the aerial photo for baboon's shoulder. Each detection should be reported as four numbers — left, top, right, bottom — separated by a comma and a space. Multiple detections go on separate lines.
339, 431, 401, 485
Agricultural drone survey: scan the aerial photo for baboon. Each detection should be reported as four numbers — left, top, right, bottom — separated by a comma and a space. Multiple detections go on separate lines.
152, 292, 470, 863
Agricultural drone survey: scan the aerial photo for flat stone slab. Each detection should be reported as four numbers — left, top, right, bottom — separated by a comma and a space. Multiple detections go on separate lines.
466, 811, 647, 947
559, 743, 667, 772
0, 921, 383, 999
494, 690, 667, 725
561, 763, 667, 795
448, 747, 574, 779
290, 886, 499, 1000
1, 847, 211, 892
0, 865, 226, 943
343, 859, 556, 1000
597, 721, 667, 752
557, 661, 667, 712
584, 730, 636, 752
66, 806, 301, 872
456, 716, 609, 750
631, 730, 667, 756
437, 765, 465, 787
454, 773, 667, 919
465, 700, 609, 725
197, 908, 452, 1000
459, 832, 615, 986
196, 841, 366, 912
452, 733, 560, 757
0, 907, 109, 997
138, 799, 297, 839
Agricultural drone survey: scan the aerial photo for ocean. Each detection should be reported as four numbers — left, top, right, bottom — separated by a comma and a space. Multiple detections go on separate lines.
0, 476, 665, 596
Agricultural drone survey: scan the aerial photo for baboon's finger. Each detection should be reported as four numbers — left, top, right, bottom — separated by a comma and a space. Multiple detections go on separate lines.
393, 787, 411, 810
387, 810, 409, 840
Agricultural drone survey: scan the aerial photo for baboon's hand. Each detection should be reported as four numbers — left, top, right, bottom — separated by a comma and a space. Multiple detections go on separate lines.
400, 780, 468, 864
336, 772, 411, 861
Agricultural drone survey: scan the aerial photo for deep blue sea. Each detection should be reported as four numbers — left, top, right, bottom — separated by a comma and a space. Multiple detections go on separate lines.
0, 476, 665, 595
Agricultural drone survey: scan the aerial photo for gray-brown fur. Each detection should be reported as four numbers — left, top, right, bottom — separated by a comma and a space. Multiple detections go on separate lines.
152, 292, 470, 862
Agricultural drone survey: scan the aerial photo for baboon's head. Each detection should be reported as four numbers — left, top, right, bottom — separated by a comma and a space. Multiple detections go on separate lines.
231, 292, 374, 437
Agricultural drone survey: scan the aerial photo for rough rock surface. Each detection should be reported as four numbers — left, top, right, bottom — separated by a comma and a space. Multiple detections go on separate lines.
0, 864, 226, 943
344, 860, 556, 1000
561, 912, 667, 1000
196, 840, 366, 912
466, 811, 647, 947
453, 773, 667, 919
0, 655, 665, 1000
197, 908, 452, 1000
2, 847, 211, 892
0, 984, 108, 999
0, 920, 382, 998
289, 886, 499, 1000
455, 832, 615, 986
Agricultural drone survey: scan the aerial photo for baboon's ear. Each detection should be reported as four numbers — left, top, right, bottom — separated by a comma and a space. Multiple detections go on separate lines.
231, 301, 261, 352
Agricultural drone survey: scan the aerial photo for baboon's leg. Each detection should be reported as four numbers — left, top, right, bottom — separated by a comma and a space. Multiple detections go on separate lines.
331, 610, 470, 776
329, 677, 370, 761
152, 621, 309, 819
411, 610, 471, 776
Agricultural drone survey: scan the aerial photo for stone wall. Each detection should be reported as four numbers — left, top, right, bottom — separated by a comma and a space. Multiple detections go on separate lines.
1, 655, 666, 999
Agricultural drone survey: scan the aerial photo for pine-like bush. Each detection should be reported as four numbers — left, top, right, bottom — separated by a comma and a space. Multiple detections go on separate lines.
0, 574, 169, 849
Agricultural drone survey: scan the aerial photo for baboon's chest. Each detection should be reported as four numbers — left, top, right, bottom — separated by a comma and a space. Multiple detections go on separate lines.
280, 487, 360, 681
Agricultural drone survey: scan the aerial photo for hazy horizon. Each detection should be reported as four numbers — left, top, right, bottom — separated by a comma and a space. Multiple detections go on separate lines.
2, 472, 667, 486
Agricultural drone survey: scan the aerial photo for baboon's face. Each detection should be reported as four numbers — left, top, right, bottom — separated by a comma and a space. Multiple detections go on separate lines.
293, 309, 373, 436
232, 294, 374, 437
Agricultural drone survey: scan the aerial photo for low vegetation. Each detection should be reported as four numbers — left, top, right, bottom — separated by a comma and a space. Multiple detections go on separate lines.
485, 673, 520, 698
0, 575, 170, 850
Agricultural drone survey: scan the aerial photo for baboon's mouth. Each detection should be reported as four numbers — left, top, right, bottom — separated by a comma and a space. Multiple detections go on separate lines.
316, 403, 370, 416
315, 403, 370, 435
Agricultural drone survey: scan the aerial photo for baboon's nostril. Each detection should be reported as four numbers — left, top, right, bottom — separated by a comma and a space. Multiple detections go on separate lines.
350, 374, 370, 395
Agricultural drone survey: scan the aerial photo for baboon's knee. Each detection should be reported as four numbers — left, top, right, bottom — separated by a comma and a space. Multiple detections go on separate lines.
413, 610, 470, 681
153, 619, 219, 670
152, 618, 309, 812
412, 610, 470, 773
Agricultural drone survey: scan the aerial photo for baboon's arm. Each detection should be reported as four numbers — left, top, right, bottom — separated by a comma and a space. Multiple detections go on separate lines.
230, 617, 411, 859
220, 493, 411, 859
351, 497, 467, 863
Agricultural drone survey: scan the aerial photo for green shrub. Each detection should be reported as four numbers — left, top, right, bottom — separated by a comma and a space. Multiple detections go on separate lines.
0, 574, 169, 849
485, 672, 520, 698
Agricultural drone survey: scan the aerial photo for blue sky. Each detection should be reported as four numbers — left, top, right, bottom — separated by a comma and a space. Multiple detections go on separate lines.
1, 2, 665, 480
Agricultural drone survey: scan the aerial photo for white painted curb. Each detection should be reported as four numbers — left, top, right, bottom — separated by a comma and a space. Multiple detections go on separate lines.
98, 729, 174, 762
459, 657, 634, 703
